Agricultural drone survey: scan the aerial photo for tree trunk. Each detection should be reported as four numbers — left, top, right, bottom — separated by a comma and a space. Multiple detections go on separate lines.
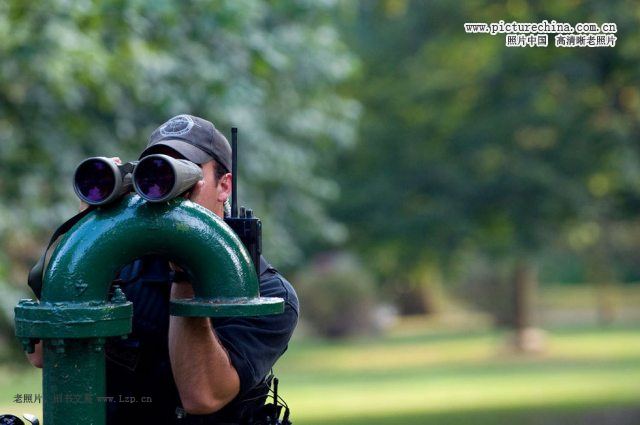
510, 260, 545, 353
394, 263, 443, 316
586, 225, 617, 326
513, 261, 536, 329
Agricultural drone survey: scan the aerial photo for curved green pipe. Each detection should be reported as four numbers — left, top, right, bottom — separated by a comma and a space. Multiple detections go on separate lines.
16, 194, 283, 425
43, 194, 259, 303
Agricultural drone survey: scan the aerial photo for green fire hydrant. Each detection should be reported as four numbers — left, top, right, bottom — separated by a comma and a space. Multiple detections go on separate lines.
14, 195, 283, 425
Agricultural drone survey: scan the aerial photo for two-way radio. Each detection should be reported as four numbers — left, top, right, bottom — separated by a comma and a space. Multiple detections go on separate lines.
224, 128, 263, 277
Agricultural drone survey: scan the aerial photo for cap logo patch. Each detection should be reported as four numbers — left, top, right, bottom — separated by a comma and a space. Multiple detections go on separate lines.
159, 115, 194, 137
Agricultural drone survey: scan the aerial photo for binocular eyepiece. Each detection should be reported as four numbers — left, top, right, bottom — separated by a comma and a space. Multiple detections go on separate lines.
73, 154, 203, 205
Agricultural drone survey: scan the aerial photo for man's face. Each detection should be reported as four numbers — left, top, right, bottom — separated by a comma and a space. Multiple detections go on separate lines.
142, 146, 231, 217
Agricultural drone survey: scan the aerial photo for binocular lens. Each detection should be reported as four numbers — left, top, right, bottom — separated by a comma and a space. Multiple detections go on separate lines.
74, 153, 202, 205
74, 159, 117, 204
133, 157, 176, 200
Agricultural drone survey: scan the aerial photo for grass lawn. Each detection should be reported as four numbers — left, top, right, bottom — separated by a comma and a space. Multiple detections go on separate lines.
275, 322, 640, 425
1, 321, 639, 424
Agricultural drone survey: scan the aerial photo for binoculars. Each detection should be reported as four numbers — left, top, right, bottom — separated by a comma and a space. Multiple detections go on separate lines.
73, 154, 203, 205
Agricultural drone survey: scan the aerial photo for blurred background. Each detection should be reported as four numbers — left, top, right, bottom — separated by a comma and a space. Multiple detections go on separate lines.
1, 1, 640, 424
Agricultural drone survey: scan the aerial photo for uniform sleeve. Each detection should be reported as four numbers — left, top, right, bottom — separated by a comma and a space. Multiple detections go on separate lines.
211, 272, 299, 399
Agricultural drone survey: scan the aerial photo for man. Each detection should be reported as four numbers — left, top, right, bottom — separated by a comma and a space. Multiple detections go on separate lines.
27, 114, 299, 424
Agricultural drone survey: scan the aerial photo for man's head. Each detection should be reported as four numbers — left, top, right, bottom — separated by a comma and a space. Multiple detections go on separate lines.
140, 115, 232, 217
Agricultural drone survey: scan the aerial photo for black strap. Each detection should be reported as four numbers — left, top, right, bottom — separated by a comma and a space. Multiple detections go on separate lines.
27, 205, 97, 299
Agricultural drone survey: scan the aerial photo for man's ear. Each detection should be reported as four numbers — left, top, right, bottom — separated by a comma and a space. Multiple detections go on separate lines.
217, 173, 232, 203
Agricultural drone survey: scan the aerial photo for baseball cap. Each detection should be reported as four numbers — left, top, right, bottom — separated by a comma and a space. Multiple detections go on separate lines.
140, 114, 232, 172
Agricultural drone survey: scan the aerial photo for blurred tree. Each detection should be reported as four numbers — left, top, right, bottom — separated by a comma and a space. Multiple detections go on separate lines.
0, 0, 359, 287
294, 251, 379, 339
334, 0, 640, 337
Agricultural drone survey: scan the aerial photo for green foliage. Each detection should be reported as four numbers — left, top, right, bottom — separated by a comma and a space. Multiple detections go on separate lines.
334, 1, 640, 284
0, 0, 360, 299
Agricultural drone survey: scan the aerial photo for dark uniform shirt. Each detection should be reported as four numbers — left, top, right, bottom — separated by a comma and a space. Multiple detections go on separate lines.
105, 255, 299, 424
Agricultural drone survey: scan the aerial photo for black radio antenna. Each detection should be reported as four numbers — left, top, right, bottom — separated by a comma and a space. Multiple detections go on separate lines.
231, 127, 238, 218
225, 126, 262, 276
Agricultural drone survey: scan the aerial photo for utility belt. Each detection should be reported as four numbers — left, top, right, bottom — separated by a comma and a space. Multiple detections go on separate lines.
174, 375, 291, 425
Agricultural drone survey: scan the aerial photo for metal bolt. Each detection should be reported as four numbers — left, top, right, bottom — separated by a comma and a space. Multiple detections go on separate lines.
91, 337, 105, 352
111, 286, 127, 304
50, 339, 65, 354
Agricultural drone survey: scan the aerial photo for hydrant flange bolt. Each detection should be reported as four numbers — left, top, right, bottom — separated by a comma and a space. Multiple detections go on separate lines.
111, 286, 127, 304
50, 339, 65, 354
91, 337, 106, 352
